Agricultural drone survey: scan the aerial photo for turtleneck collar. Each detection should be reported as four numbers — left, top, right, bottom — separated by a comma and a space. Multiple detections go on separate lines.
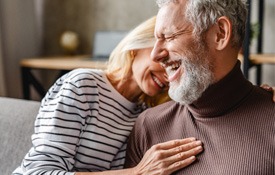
187, 61, 253, 118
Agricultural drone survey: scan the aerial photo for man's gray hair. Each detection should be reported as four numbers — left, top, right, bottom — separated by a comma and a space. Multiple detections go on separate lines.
156, 0, 247, 48
156, 0, 178, 7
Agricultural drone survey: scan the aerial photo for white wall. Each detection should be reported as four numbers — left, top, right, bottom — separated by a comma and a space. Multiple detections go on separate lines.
0, 0, 158, 99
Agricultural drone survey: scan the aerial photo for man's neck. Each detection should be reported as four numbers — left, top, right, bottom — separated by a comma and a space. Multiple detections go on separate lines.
188, 61, 253, 118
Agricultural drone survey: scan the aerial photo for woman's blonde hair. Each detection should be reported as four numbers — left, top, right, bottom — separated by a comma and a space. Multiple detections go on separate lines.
106, 16, 171, 107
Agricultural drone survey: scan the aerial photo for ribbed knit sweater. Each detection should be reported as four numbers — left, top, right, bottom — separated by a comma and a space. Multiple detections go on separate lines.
125, 62, 275, 175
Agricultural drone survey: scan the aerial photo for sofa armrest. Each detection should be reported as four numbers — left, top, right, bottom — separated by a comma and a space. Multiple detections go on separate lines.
0, 97, 40, 175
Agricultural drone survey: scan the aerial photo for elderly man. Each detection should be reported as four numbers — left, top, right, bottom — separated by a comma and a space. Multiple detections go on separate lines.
125, 0, 275, 174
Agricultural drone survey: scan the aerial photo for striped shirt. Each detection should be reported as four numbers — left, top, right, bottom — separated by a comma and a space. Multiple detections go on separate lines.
13, 69, 144, 175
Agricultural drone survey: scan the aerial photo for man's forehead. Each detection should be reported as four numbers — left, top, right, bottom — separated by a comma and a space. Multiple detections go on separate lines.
155, 5, 188, 34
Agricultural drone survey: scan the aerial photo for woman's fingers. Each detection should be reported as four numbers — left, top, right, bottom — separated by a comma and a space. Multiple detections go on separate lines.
164, 145, 203, 174
260, 84, 271, 90
271, 86, 275, 102
134, 138, 203, 175
260, 84, 275, 102
150, 137, 197, 151
170, 142, 203, 161
151, 140, 202, 159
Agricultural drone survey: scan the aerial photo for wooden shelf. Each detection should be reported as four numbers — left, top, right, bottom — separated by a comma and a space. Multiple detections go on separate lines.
249, 54, 275, 65
20, 55, 108, 70
238, 53, 275, 65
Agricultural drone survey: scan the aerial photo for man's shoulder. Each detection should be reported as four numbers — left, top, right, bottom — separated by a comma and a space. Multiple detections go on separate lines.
242, 85, 275, 115
250, 85, 274, 105
138, 100, 185, 122
148, 100, 179, 112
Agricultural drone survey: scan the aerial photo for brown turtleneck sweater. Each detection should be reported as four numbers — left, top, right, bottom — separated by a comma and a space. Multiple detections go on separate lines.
125, 61, 275, 175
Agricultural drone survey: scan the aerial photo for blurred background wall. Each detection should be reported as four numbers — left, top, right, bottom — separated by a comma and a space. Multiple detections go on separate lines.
249, 0, 275, 85
0, 0, 158, 99
0, 0, 43, 98
0, 0, 274, 99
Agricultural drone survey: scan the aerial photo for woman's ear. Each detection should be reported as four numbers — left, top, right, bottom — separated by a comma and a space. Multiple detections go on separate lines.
215, 16, 232, 50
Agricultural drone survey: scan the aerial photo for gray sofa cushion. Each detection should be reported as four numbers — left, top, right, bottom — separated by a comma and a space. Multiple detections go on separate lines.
0, 97, 40, 175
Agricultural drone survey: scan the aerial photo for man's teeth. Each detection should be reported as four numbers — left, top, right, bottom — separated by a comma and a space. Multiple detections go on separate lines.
166, 62, 180, 72
161, 61, 181, 70
171, 62, 180, 69
160, 60, 181, 81
152, 76, 164, 88
160, 62, 166, 67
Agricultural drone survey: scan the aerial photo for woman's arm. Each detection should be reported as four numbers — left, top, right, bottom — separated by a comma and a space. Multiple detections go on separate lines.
17, 72, 89, 175
76, 138, 203, 175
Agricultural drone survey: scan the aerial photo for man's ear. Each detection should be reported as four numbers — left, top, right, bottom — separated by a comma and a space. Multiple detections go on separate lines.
215, 16, 232, 50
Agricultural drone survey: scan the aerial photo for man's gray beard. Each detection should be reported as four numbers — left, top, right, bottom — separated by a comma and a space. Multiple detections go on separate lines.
168, 51, 214, 105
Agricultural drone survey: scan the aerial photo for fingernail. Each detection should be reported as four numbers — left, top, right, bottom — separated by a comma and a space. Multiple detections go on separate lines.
189, 137, 196, 141
190, 156, 196, 161
195, 140, 202, 145
196, 146, 203, 151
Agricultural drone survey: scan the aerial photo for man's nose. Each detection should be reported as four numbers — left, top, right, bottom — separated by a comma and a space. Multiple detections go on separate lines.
151, 40, 168, 63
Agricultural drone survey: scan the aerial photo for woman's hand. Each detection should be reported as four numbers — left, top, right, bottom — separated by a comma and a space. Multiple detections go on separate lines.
260, 84, 275, 102
132, 137, 203, 175
76, 138, 202, 175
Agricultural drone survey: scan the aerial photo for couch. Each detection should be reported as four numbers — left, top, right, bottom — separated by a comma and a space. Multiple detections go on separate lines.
0, 97, 40, 175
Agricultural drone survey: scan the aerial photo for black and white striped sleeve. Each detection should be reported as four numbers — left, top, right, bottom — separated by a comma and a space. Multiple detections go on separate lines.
18, 69, 97, 175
